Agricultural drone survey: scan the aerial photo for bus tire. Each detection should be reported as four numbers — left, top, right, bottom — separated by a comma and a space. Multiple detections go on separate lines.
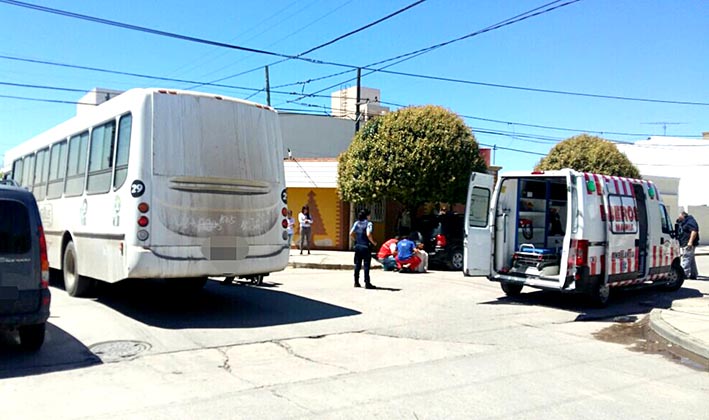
19, 323, 46, 351
501, 282, 523, 297
662, 263, 685, 292
63, 242, 94, 297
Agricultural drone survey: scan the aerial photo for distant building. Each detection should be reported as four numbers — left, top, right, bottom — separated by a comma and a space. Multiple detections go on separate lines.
330, 86, 390, 122
76, 88, 124, 116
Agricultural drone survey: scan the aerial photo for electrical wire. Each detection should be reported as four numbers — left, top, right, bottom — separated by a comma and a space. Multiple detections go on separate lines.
4, 0, 706, 107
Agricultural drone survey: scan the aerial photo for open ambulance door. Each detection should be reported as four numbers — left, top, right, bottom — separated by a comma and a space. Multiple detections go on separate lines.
463, 172, 494, 276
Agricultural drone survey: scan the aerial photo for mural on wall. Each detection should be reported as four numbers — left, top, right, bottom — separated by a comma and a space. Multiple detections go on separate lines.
290, 188, 341, 249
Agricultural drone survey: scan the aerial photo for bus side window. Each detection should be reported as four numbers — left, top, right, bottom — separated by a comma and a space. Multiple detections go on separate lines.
87, 120, 116, 194
113, 113, 132, 190
12, 158, 23, 185
23, 154, 35, 192
33, 148, 50, 201
65, 131, 89, 197
47, 140, 68, 200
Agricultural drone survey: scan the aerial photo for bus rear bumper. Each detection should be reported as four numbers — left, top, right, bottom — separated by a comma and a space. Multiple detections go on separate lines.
126, 245, 289, 278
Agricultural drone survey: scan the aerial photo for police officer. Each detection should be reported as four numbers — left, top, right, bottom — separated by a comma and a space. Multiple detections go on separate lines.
677, 211, 700, 279
350, 209, 377, 289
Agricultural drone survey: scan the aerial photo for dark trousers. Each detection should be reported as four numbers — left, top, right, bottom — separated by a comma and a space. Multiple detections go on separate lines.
354, 245, 371, 285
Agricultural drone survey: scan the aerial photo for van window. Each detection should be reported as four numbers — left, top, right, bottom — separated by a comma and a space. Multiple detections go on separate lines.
65, 131, 89, 197
0, 200, 31, 254
468, 187, 491, 227
659, 203, 672, 234
87, 120, 116, 194
113, 113, 132, 190
47, 140, 68, 199
571, 180, 579, 234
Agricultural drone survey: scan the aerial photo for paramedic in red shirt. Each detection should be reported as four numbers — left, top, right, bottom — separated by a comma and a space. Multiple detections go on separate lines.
377, 237, 399, 271
396, 233, 422, 272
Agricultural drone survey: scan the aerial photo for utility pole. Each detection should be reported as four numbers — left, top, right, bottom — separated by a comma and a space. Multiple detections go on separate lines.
355, 67, 361, 132
264, 66, 271, 106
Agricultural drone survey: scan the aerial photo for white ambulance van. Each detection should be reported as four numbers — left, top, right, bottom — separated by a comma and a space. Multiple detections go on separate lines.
463, 169, 683, 305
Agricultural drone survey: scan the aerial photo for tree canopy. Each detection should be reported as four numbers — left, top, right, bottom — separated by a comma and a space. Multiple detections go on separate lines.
535, 134, 641, 178
337, 105, 487, 209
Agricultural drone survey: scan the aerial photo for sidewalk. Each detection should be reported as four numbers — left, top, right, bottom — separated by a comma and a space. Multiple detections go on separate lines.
696, 245, 709, 256
288, 249, 382, 270
649, 297, 709, 364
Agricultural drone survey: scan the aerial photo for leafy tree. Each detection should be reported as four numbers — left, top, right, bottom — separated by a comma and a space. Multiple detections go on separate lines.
337, 105, 487, 210
535, 134, 640, 178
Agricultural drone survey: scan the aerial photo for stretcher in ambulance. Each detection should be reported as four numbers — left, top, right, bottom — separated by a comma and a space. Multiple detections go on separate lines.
463, 169, 683, 305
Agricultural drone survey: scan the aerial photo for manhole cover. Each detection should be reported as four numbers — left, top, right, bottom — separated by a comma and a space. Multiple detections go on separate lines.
89, 340, 151, 362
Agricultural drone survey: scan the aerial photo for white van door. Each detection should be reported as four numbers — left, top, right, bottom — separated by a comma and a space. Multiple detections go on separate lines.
463, 172, 494, 276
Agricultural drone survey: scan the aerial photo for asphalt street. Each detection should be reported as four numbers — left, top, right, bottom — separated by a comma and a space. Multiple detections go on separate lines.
1, 257, 708, 419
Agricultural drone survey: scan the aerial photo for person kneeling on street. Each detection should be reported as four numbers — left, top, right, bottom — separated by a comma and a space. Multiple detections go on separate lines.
350, 209, 377, 289
377, 237, 399, 271
415, 241, 428, 273
396, 233, 422, 272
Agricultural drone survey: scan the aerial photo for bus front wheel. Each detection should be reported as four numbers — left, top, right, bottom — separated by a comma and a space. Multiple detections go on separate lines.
63, 242, 95, 297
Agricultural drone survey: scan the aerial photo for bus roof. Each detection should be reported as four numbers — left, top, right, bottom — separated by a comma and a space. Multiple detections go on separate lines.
4, 88, 275, 165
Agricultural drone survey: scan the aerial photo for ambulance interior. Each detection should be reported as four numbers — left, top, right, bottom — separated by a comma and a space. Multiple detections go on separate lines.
494, 177, 569, 279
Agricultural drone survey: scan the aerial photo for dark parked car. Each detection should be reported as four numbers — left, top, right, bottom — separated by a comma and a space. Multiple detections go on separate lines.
0, 184, 51, 351
412, 213, 465, 271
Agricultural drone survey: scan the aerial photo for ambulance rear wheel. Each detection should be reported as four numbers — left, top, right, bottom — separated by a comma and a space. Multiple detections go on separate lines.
589, 283, 610, 307
662, 264, 684, 292
501, 282, 523, 297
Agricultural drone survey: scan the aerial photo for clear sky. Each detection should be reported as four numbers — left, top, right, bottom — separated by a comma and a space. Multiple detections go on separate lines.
0, 0, 707, 171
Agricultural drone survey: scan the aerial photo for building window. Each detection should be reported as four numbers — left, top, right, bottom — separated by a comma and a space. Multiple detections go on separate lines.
355, 199, 385, 223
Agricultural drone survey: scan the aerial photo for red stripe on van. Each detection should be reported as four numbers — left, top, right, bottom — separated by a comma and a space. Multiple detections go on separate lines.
599, 205, 606, 221
627, 248, 633, 273
593, 174, 602, 195
652, 246, 656, 268
635, 247, 639, 274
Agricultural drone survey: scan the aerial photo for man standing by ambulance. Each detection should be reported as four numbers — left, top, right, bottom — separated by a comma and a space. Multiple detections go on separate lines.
677, 211, 700, 279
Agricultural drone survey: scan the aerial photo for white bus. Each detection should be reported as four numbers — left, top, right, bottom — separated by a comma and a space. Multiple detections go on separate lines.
5, 88, 290, 296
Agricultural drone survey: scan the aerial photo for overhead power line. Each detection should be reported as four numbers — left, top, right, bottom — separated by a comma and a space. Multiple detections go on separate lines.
4, 0, 707, 107
378, 100, 703, 138
212, 0, 428, 94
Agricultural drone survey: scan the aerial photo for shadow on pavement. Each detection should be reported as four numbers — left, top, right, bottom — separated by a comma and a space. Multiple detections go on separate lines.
0, 323, 101, 379
92, 279, 361, 329
480, 286, 704, 322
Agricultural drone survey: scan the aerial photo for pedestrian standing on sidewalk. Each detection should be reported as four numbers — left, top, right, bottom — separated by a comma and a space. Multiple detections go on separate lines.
298, 205, 313, 255
350, 209, 377, 289
286, 210, 295, 248
677, 211, 700, 279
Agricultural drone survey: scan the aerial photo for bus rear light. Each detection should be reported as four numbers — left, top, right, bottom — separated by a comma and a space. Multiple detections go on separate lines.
281, 219, 288, 228
137, 230, 149, 241
281, 207, 288, 217
138, 202, 150, 213
138, 216, 149, 227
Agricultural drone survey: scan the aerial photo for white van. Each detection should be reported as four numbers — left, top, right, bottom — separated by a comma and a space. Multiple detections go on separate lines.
463, 169, 683, 305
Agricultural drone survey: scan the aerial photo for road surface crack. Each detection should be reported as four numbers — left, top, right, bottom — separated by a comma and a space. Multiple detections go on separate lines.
269, 389, 315, 414
273, 340, 352, 373
216, 347, 232, 373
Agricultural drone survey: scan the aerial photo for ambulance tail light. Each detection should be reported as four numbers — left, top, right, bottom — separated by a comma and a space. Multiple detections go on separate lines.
572, 239, 589, 267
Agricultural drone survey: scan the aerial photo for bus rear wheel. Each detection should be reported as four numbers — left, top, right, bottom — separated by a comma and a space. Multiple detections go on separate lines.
63, 242, 94, 297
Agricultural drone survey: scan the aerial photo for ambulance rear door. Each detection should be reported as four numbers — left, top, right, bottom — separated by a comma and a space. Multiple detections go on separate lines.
463, 172, 494, 276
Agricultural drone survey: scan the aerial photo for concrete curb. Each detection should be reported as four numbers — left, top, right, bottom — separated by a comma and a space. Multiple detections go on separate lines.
648, 309, 709, 361
288, 262, 382, 270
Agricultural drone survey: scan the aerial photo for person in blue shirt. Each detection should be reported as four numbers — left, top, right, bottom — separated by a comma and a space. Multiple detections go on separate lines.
350, 209, 377, 288
396, 232, 422, 272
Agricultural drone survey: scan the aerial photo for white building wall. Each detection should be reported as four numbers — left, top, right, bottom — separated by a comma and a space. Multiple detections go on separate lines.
279, 113, 355, 159
330, 86, 388, 120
